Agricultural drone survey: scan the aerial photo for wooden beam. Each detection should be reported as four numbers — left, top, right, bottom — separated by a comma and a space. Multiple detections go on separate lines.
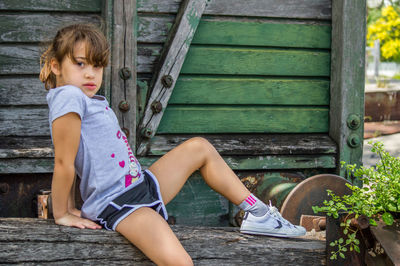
137, 0, 208, 156
110, 0, 137, 149
329, 0, 366, 179
0, 218, 325, 265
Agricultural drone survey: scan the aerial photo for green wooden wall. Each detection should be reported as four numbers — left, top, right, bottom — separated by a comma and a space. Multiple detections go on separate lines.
0, 0, 366, 226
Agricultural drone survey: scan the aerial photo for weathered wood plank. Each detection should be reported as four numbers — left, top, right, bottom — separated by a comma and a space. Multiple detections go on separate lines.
329, 0, 366, 177
0, 153, 336, 174
138, 16, 331, 48
181, 46, 330, 76
0, 133, 337, 158
138, 0, 207, 155
0, 77, 47, 105
146, 134, 337, 156
0, 218, 326, 265
0, 14, 100, 43
137, 0, 331, 20
2, 45, 329, 77
110, 0, 137, 148
0, 45, 40, 75
139, 155, 336, 170
0, 105, 328, 137
136, 44, 331, 75
169, 76, 330, 105
158, 106, 329, 133
0, 0, 101, 11
0, 158, 53, 173
0, 107, 48, 136
0, 136, 52, 149
0, 44, 155, 75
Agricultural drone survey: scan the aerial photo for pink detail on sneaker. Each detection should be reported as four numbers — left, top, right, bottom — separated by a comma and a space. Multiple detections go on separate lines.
119, 161, 125, 168
116, 130, 121, 139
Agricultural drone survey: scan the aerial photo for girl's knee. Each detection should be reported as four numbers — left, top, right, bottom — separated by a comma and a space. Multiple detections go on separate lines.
186, 137, 214, 154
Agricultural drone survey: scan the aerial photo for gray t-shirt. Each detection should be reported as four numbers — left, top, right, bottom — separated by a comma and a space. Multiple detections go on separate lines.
47, 85, 142, 221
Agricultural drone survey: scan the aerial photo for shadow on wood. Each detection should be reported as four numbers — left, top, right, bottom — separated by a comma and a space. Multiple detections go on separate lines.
0, 218, 326, 265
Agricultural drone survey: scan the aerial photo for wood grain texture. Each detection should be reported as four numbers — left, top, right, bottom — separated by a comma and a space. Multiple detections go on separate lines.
329, 0, 366, 176
157, 106, 329, 133
138, 16, 331, 48
137, 0, 331, 20
139, 155, 336, 170
0, 218, 326, 265
145, 134, 337, 156
0, 0, 101, 11
0, 14, 100, 43
0, 45, 40, 75
0, 158, 53, 173
138, 0, 208, 155
0, 77, 47, 106
0, 154, 336, 174
110, 0, 137, 148
0, 107, 49, 136
181, 46, 330, 76
169, 76, 329, 105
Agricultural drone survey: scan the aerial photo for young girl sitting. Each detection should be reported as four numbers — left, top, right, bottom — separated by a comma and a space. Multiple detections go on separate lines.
40, 23, 305, 265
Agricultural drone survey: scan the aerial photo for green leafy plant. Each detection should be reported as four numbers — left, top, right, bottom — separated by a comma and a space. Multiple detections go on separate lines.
313, 141, 400, 260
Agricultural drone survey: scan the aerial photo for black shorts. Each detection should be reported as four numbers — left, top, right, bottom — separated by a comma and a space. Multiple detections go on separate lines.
98, 169, 168, 231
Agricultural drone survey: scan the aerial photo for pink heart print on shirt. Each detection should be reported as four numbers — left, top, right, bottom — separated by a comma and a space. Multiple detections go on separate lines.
111, 153, 115, 158
119, 161, 125, 168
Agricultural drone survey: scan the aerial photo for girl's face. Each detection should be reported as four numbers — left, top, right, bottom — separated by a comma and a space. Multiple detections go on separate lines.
51, 41, 103, 98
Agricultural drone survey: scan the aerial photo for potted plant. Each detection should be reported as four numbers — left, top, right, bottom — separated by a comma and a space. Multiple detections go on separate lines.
312, 141, 400, 260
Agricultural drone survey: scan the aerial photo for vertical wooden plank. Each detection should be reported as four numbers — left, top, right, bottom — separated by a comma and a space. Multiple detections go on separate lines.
102, 0, 113, 102
329, 0, 366, 179
111, 0, 137, 149
137, 0, 207, 156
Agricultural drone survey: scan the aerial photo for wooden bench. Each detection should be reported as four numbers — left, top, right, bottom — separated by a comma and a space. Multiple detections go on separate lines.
0, 218, 326, 265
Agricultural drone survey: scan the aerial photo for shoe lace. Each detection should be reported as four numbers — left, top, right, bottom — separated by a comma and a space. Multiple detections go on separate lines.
268, 201, 294, 227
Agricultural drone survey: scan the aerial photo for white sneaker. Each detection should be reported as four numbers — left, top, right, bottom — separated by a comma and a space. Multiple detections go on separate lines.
240, 203, 306, 238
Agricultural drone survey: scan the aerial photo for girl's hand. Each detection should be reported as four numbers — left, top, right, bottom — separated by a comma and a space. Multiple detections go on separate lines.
55, 212, 101, 230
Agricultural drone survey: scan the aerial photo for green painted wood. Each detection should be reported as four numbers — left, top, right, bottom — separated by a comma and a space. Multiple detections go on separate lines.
137, 16, 331, 48
169, 75, 329, 105
192, 19, 331, 49
0, 14, 100, 43
166, 172, 230, 226
330, 0, 366, 179
138, 155, 336, 170
137, 0, 208, 155
157, 106, 329, 133
181, 46, 330, 76
0, 0, 101, 11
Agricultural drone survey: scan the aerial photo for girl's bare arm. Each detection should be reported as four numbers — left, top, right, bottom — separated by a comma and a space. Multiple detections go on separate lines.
67, 174, 81, 217
51, 112, 100, 229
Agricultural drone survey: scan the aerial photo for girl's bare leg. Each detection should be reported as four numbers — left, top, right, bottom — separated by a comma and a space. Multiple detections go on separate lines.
116, 207, 193, 266
149, 137, 250, 205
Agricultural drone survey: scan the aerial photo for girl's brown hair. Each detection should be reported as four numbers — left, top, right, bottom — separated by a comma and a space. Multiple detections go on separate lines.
39, 24, 110, 90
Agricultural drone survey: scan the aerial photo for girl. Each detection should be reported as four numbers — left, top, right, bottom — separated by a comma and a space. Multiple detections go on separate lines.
40, 24, 305, 266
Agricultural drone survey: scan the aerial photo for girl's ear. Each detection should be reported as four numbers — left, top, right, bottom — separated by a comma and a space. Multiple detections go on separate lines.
50, 58, 61, 76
